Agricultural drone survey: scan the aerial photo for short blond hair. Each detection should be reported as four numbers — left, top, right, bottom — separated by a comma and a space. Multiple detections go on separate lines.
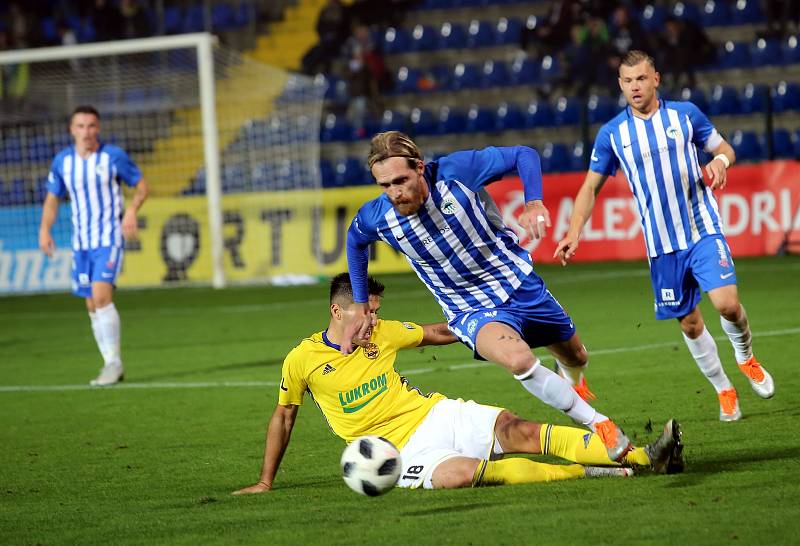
367, 131, 423, 170
620, 50, 656, 71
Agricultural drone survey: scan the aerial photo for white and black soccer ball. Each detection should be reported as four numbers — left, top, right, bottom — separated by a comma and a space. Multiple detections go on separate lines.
340, 436, 401, 496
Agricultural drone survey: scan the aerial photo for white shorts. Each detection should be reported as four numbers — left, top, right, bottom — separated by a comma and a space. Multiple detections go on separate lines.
397, 398, 504, 490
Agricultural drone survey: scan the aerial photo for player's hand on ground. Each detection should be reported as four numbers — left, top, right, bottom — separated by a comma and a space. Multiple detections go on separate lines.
341, 302, 372, 355
39, 231, 55, 257
121, 208, 139, 241
554, 234, 579, 266
519, 200, 551, 240
232, 481, 271, 495
706, 158, 728, 190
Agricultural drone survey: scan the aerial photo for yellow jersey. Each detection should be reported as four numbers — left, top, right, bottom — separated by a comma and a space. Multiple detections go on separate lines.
278, 319, 446, 449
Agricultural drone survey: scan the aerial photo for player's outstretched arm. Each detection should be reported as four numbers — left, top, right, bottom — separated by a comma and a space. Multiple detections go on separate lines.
554, 170, 608, 266
122, 178, 149, 241
705, 140, 735, 191
39, 193, 60, 257
232, 403, 299, 495
419, 322, 458, 346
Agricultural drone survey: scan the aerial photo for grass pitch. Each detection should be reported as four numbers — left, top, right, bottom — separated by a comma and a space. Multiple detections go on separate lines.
2, 257, 799, 545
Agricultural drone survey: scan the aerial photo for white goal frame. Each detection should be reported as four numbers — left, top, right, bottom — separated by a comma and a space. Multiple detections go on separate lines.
0, 33, 227, 288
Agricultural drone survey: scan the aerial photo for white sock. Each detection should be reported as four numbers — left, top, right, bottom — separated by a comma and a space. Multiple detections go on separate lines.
88, 312, 108, 362
555, 358, 586, 386
514, 360, 607, 429
720, 307, 753, 364
682, 328, 733, 393
95, 303, 122, 368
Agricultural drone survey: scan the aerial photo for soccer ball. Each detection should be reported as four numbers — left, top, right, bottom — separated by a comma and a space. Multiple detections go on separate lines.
340, 436, 401, 496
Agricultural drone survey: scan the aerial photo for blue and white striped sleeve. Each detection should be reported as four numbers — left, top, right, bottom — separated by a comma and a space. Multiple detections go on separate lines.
111, 147, 143, 186
589, 125, 617, 177
440, 146, 543, 201
686, 102, 723, 152
45, 156, 67, 198
346, 210, 378, 304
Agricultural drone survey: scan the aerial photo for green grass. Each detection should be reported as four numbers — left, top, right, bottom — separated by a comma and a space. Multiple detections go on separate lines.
2, 257, 799, 545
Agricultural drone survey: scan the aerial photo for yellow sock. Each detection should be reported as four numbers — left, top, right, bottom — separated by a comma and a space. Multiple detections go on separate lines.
472, 458, 584, 486
539, 424, 652, 467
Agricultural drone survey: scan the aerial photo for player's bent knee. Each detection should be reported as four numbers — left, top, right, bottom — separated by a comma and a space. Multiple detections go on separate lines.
504, 351, 537, 376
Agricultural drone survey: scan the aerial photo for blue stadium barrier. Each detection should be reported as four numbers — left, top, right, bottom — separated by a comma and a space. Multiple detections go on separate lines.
718, 41, 750, 69
709, 84, 741, 115
395, 66, 421, 94
701, 0, 732, 26
587, 94, 615, 124
383, 27, 411, 55
740, 83, 769, 113
672, 1, 702, 26
437, 21, 467, 49
379, 109, 408, 132
494, 17, 521, 45
436, 106, 467, 134
510, 55, 539, 85
679, 87, 709, 113
466, 20, 494, 48
409, 24, 437, 52
539, 55, 561, 85
751, 38, 782, 66
554, 96, 581, 126
570, 141, 587, 172
481, 59, 510, 88
541, 143, 570, 173
731, 130, 761, 161
772, 81, 800, 112
466, 105, 495, 132
320, 113, 352, 142
409, 108, 438, 136
494, 103, 525, 131
732, 0, 763, 24
783, 35, 800, 64
524, 99, 555, 128
768, 129, 795, 158
640, 4, 667, 31
450, 62, 481, 91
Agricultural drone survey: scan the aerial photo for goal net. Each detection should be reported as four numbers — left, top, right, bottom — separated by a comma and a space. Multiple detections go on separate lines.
0, 33, 326, 294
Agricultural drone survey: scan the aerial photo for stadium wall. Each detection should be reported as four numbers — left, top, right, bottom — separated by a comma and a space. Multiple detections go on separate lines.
2, 160, 798, 294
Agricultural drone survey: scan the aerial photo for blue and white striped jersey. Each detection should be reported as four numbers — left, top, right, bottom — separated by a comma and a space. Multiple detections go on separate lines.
590, 99, 724, 257
347, 147, 540, 320
46, 143, 142, 251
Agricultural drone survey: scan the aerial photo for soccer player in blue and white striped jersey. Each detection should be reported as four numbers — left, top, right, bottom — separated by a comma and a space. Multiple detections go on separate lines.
39, 105, 149, 387
342, 131, 636, 462
556, 51, 774, 421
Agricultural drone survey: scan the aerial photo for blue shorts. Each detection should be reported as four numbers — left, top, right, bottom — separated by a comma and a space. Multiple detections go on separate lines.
650, 234, 737, 320
449, 273, 576, 359
71, 246, 124, 298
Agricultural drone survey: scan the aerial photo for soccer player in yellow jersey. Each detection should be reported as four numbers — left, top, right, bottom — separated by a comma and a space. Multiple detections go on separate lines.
233, 274, 683, 494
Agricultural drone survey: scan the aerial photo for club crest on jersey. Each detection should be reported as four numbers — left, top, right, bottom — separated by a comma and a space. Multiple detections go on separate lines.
440, 197, 457, 215
95, 163, 107, 176
666, 126, 679, 139
363, 343, 380, 359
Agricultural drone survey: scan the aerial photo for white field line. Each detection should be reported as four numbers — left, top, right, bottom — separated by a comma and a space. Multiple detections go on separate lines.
1, 327, 797, 393
3, 262, 798, 319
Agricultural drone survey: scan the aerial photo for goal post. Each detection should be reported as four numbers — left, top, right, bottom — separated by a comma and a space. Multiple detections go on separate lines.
0, 33, 326, 294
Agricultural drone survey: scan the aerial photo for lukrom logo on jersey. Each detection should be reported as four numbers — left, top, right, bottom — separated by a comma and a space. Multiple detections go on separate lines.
338, 373, 388, 413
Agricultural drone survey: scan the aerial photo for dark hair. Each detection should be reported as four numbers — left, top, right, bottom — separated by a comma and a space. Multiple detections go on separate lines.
71, 105, 100, 121
620, 50, 656, 71
329, 272, 385, 304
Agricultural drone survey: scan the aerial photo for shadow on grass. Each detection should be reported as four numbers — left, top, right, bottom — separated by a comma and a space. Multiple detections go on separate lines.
402, 502, 499, 517
664, 445, 800, 487
136, 358, 284, 381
